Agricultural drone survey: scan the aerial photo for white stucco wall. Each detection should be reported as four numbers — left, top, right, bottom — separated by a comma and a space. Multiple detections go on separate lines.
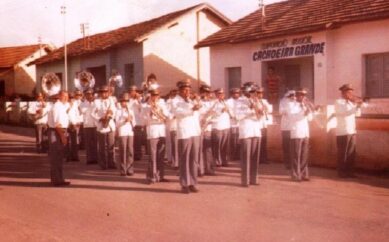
143, 9, 226, 94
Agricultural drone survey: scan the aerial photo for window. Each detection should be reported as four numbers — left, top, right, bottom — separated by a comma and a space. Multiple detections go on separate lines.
0, 80, 4, 96
124, 63, 135, 87
366, 53, 389, 98
226, 67, 241, 93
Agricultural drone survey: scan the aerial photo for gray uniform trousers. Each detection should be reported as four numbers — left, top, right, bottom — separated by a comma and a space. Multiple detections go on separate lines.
290, 138, 309, 180
212, 129, 229, 166
48, 128, 67, 184
118, 136, 134, 175
97, 131, 116, 169
240, 137, 260, 186
259, 128, 268, 163
229, 127, 240, 160
147, 137, 166, 182
170, 131, 179, 168
178, 136, 200, 187
84, 127, 98, 163
67, 125, 80, 161
34, 124, 48, 153
282, 131, 291, 169
202, 131, 215, 174
336, 134, 356, 176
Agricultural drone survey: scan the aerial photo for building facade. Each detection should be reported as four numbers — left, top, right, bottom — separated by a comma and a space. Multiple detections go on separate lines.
32, 4, 231, 95
197, 0, 389, 170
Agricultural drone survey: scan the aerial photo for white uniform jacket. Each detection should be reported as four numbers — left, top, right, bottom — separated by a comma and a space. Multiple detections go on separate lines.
48, 101, 70, 129
79, 100, 96, 128
225, 98, 239, 128
115, 105, 136, 137
234, 96, 262, 139
141, 99, 169, 139
173, 95, 201, 139
91, 98, 117, 133
27, 101, 49, 125
210, 100, 232, 131
279, 98, 296, 131
334, 98, 362, 136
287, 102, 313, 139
68, 100, 83, 126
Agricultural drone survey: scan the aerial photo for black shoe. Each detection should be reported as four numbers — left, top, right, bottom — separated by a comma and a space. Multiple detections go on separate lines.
222, 163, 229, 167
241, 184, 249, 188
181, 186, 190, 194
53, 181, 71, 187
302, 177, 310, 181
160, 178, 169, 182
205, 172, 216, 176
188, 185, 199, 193
198, 173, 204, 177
126, 172, 134, 176
147, 180, 155, 185
250, 182, 259, 186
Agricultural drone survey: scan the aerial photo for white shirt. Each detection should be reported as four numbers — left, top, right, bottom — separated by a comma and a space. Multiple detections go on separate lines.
91, 98, 117, 133
80, 100, 96, 128
226, 98, 239, 128
68, 100, 83, 125
27, 101, 49, 124
129, 98, 144, 126
115, 106, 135, 136
210, 100, 232, 131
173, 95, 201, 139
142, 99, 169, 139
234, 96, 262, 139
166, 97, 179, 132
334, 98, 361, 136
199, 99, 214, 132
287, 102, 312, 139
48, 100, 70, 128
279, 98, 296, 131
258, 98, 273, 128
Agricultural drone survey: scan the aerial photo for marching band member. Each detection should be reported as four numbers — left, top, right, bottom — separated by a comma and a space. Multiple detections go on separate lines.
335, 84, 365, 178
27, 92, 49, 153
66, 91, 83, 162
211, 88, 232, 167
108, 69, 123, 96
226, 88, 241, 161
142, 89, 170, 184
257, 87, 273, 164
173, 80, 201, 194
199, 84, 216, 176
116, 93, 136, 176
287, 88, 312, 182
47, 91, 70, 186
279, 90, 296, 169
79, 88, 98, 164
91, 85, 117, 170
235, 84, 263, 187
166, 89, 179, 169
128, 86, 147, 161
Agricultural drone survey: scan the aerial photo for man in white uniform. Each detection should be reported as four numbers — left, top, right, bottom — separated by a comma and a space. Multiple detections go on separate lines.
28, 92, 49, 153
279, 90, 296, 169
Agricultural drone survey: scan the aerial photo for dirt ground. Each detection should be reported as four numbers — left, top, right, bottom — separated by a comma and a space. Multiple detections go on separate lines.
0, 125, 388, 242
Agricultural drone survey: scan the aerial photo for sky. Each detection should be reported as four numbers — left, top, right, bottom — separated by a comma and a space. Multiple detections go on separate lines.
0, 0, 282, 48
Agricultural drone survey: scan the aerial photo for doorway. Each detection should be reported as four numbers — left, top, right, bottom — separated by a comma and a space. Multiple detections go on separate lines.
87, 65, 106, 88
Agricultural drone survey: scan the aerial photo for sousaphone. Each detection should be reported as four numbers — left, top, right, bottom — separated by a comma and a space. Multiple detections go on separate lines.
41, 72, 61, 97
75, 70, 95, 92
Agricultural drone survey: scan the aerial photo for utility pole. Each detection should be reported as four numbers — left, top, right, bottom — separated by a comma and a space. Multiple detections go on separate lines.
80, 22, 89, 49
61, 5, 68, 91
38, 36, 42, 57
259, 0, 266, 29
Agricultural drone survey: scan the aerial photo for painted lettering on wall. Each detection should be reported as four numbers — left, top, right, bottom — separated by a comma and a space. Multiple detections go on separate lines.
253, 36, 325, 61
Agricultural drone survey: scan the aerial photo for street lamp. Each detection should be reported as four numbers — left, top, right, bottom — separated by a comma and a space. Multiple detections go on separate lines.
61, 5, 68, 91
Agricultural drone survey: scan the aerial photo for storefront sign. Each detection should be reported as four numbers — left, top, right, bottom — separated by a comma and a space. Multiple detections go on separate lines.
253, 36, 325, 61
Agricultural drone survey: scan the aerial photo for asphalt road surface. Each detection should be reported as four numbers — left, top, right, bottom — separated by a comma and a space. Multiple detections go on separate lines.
0, 125, 388, 242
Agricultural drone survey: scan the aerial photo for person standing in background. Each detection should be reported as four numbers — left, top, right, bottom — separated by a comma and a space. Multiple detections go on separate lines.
279, 90, 296, 169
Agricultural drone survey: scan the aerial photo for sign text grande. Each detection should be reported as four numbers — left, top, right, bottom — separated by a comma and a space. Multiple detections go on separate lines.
252, 36, 325, 61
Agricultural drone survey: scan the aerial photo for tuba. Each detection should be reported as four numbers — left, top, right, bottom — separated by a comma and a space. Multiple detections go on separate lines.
75, 71, 95, 92
41, 72, 61, 97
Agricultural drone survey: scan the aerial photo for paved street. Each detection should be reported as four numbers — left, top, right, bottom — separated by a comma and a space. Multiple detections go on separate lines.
0, 124, 388, 242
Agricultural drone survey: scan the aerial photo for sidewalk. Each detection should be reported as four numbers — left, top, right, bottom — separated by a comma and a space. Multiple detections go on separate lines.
0, 124, 388, 242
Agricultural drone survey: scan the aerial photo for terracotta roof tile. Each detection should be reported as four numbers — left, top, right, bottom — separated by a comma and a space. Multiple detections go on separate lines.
0, 44, 42, 68
31, 3, 230, 66
196, 0, 389, 47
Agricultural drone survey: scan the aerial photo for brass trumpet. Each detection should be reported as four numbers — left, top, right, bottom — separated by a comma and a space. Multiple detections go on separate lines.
248, 96, 264, 119
150, 100, 167, 122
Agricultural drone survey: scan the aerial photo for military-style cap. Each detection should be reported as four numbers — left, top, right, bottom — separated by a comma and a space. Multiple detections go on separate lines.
284, 90, 295, 97
296, 87, 308, 95
339, 84, 354, 92
128, 85, 138, 91
177, 80, 191, 89
149, 89, 160, 96
84, 88, 94, 94
74, 90, 83, 96
200, 84, 211, 92
230, 87, 241, 94
256, 87, 265, 93
120, 93, 130, 101
243, 81, 255, 87
98, 85, 109, 92
214, 88, 224, 94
